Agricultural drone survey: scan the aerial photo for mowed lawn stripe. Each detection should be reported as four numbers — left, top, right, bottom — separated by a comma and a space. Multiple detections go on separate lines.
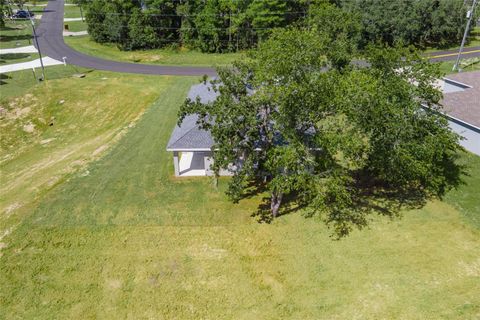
23, 76, 257, 227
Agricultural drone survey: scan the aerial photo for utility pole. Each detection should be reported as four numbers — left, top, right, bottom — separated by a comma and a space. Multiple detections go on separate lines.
28, 8, 45, 81
452, 0, 478, 72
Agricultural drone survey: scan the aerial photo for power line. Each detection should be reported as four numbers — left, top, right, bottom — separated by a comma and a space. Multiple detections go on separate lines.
84, 11, 307, 18
72, 21, 297, 31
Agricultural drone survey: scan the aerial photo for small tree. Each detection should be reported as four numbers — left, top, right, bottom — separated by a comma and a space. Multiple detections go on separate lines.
179, 26, 463, 236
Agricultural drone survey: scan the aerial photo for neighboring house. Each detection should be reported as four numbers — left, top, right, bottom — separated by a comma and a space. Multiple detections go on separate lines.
166, 81, 234, 177
438, 71, 480, 156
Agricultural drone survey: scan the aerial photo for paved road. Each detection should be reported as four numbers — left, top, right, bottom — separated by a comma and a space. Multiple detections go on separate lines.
426, 46, 480, 62
35, 0, 216, 76
36, 0, 479, 74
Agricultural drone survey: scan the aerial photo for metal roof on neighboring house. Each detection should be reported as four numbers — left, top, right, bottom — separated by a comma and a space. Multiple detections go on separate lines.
166, 81, 219, 151
441, 71, 480, 128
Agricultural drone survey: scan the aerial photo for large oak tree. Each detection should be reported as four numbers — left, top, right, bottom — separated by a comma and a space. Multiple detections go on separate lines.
179, 7, 462, 236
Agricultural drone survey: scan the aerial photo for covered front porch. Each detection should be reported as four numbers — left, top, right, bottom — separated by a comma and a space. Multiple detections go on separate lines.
172, 151, 214, 177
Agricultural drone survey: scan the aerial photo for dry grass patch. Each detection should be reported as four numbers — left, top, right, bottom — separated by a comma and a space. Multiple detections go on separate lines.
0, 72, 195, 236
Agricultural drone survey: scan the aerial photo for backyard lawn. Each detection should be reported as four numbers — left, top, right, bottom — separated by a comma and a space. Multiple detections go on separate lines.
64, 36, 244, 67
0, 71, 479, 319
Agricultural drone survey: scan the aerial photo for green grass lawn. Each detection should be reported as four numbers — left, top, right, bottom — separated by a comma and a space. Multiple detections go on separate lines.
0, 21, 39, 65
29, 5, 48, 14
63, 20, 87, 32
64, 36, 244, 67
1, 71, 479, 319
445, 152, 480, 229
0, 69, 187, 230
0, 21, 34, 49
0, 52, 39, 65
0, 65, 91, 99
63, 4, 83, 19
438, 58, 480, 75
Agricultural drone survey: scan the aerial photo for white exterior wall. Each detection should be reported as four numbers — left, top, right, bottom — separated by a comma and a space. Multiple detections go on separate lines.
203, 152, 234, 176
204, 154, 215, 176
448, 120, 480, 156
172, 151, 239, 177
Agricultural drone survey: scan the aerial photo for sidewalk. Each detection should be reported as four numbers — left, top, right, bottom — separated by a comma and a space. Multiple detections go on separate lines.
64, 17, 83, 22
63, 30, 88, 36
0, 57, 63, 73
0, 45, 37, 54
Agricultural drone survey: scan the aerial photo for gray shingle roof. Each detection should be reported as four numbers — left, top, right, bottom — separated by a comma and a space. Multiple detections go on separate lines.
441, 71, 480, 128
166, 81, 219, 151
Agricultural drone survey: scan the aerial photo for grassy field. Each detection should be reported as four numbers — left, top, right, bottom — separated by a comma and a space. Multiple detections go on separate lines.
439, 58, 480, 75
0, 21, 35, 49
0, 52, 39, 65
64, 36, 244, 67
0, 69, 191, 236
63, 4, 83, 19
0, 65, 91, 98
445, 152, 480, 229
1, 70, 479, 318
63, 20, 88, 32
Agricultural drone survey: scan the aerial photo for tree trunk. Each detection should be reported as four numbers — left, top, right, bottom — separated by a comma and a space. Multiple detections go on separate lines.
271, 192, 283, 218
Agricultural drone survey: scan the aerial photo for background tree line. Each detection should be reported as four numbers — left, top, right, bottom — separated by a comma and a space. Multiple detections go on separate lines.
84, 0, 476, 52
341, 0, 477, 49
86, 0, 309, 51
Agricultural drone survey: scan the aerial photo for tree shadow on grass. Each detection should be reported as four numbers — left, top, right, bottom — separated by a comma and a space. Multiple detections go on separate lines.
317, 159, 466, 238
0, 73, 11, 85
247, 153, 466, 234
0, 26, 25, 31
251, 191, 306, 224
0, 53, 32, 64
0, 34, 33, 42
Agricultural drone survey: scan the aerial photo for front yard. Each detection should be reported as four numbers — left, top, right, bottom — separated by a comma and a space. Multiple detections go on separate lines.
0, 71, 479, 319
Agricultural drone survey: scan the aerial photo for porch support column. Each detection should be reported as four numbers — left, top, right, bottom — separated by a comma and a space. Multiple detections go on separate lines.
173, 151, 180, 177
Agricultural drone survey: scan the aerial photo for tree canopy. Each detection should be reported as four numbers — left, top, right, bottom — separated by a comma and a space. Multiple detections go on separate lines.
178, 11, 463, 236
84, 0, 474, 52
341, 0, 472, 48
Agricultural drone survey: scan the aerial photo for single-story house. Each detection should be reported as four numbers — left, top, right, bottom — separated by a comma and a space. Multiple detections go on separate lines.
437, 71, 480, 156
167, 71, 480, 177
166, 81, 235, 177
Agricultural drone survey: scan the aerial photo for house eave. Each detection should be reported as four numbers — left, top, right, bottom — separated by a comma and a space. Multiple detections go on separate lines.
421, 104, 480, 133
166, 148, 212, 152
